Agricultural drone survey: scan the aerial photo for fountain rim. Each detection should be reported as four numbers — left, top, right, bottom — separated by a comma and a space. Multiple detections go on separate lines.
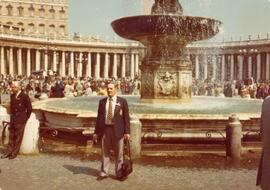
32, 96, 261, 120
111, 14, 222, 25
111, 14, 222, 42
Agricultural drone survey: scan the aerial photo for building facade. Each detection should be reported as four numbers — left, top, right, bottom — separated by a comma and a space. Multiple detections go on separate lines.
0, 0, 68, 37
0, 0, 142, 79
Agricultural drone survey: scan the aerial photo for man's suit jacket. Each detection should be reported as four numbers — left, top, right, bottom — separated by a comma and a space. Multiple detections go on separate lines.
10, 92, 32, 125
95, 96, 130, 139
51, 81, 64, 98
257, 96, 270, 189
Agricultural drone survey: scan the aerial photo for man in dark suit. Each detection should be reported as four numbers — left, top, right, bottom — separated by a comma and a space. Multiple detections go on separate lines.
257, 95, 270, 190
1, 81, 32, 159
94, 83, 130, 181
50, 76, 64, 98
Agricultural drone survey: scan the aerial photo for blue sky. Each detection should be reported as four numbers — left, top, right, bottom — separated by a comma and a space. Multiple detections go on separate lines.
69, 0, 270, 42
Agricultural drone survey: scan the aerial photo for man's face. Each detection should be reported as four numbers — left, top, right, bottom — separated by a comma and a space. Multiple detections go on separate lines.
107, 84, 116, 97
10, 84, 20, 94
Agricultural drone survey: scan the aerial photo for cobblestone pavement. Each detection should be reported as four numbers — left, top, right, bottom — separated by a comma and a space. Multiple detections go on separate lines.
0, 152, 261, 190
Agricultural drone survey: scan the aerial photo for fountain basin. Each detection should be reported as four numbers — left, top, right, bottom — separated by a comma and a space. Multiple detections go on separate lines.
36, 96, 262, 115
33, 96, 261, 143
111, 15, 222, 44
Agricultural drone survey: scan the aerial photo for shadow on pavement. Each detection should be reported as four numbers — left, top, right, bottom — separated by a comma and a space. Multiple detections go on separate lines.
62, 164, 99, 177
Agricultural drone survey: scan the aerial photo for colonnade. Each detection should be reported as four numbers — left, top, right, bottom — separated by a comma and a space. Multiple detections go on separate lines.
191, 52, 270, 82
2, 43, 270, 83
0, 46, 140, 79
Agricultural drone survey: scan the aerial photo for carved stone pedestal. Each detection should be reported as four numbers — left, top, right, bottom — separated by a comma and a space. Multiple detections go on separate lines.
140, 58, 192, 103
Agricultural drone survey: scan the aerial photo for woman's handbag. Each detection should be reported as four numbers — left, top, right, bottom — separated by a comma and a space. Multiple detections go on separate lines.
121, 139, 133, 177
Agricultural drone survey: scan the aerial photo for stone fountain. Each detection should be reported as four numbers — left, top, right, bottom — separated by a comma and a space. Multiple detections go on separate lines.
111, 0, 222, 103
28, 1, 261, 158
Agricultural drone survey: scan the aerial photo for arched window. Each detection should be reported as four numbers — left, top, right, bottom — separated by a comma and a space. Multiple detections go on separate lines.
18, 6, 24, 16
39, 5, 45, 18
59, 25, 65, 35
17, 22, 24, 33
39, 24, 45, 34
49, 6, 55, 19
28, 5, 35, 17
49, 24, 55, 35
28, 23, 34, 33
59, 7, 65, 19
6, 5, 13, 16
18, 22, 23, 26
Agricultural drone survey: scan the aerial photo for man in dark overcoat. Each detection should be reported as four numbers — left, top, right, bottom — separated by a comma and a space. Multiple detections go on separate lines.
1, 81, 32, 159
94, 83, 130, 181
257, 95, 270, 189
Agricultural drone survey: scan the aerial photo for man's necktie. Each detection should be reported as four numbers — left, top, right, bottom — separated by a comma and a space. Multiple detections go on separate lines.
107, 97, 113, 124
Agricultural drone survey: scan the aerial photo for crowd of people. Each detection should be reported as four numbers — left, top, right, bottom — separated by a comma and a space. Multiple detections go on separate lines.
0, 73, 140, 102
0, 72, 270, 102
192, 78, 270, 99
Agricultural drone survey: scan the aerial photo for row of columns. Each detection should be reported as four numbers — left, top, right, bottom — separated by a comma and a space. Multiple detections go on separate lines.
0, 46, 140, 79
192, 52, 270, 82
5, 46, 270, 82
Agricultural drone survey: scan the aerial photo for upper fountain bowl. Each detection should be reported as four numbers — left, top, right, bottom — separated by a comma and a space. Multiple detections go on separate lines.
111, 15, 222, 44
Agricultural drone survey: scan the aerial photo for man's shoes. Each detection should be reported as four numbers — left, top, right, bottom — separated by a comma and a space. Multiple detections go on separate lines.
116, 176, 127, 181
96, 175, 108, 181
8, 155, 16, 160
0, 153, 10, 159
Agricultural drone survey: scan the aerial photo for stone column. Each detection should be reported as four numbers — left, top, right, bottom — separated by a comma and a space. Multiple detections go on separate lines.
18, 48, 22, 76
70, 52, 74, 77
130, 115, 142, 158
104, 53, 109, 79
0, 46, 5, 75
78, 52, 82, 77
195, 54, 199, 79
20, 113, 39, 154
113, 53, 117, 79
221, 55, 225, 81
257, 53, 261, 81
237, 55, 243, 80
121, 54, 126, 78
135, 53, 139, 77
230, 54, 234, 81
266, 53, 270, 80
95, 52, 100, 79
131, 53, 135, 79
26, 49, 31, 77
203, 55, 208, 80
61, 51, 65, 76
248, 55, 252, 78
9, 47, 13, 76
53, 51, 57, 72
87, 52, 91, 77
212, 55, 217, 80
226, 114, 242, 162
44, 51, 48, 72
35, 50, 40, 71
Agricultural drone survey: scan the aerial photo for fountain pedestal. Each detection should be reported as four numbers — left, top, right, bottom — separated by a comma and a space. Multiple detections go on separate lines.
140, 58, 192, 103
